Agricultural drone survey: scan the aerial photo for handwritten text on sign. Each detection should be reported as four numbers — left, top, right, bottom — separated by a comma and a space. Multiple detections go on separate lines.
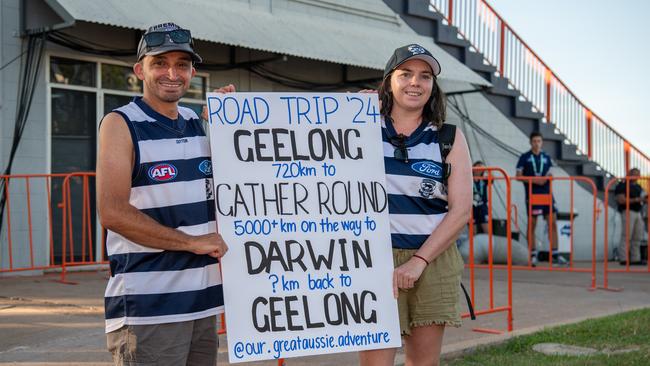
207, 93, 400, 362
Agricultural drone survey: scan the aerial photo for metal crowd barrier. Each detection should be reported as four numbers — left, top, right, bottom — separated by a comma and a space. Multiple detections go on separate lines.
0, 172, 106, 283
601, 176, 650, 291
465, 166, 513, 333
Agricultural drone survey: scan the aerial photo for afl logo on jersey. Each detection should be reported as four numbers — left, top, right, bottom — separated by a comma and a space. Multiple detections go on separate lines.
148, 163, 178, 182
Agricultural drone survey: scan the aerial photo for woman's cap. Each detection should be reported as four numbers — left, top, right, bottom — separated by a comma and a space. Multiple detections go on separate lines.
384, 44, 441, 78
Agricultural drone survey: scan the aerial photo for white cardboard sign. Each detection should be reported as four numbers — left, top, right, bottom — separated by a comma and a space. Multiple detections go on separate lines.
206, 93, 400, 362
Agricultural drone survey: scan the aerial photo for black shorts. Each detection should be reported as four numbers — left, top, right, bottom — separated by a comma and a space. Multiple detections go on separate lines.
473, 205, 489, 224
526, 197, 558, 217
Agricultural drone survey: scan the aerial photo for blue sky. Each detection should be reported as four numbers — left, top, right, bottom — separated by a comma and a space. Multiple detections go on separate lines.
488, 0, 650, 155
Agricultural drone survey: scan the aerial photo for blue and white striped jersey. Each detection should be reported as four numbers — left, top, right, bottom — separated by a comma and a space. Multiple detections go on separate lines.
104, 97, 223, 333
383, 118, 448, 249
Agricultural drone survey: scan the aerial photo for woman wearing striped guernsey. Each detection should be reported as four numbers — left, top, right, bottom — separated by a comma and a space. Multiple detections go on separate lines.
97, 23, 228, 365
359, 44, 472, 366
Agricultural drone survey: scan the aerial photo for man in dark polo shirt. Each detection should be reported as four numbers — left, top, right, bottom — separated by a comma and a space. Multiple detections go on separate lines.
615, 168, 647, 265
516, 132, 566, 265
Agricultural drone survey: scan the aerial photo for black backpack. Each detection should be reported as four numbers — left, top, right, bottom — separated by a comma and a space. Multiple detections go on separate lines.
438, 123, 477, 320
438, 123, 456, 185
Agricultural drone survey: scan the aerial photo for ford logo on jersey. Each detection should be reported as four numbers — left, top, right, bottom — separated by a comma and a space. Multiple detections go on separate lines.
198, 160, 212, 176
411, 161, 443, 179
148, 163, 178, 182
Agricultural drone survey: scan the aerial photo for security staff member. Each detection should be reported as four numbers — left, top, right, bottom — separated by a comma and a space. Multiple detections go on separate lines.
516, 132, 566, 265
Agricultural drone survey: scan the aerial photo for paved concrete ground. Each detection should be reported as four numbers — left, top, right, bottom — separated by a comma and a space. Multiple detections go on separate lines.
1, 263, 648, 366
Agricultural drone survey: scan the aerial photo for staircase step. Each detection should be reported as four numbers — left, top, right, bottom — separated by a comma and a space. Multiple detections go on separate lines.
464, 49, 497, 73
538, 122, 564, 141
482, 92, 516, 116
487, 74, 518, 96
514, 100, 544, 120
406, 1, 444, 21
436, 23, 472, 48
560, 143, 589, 162
580, 162, 606, 177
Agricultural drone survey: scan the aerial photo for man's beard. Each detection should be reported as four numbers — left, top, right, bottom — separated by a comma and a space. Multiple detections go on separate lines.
160, 93, 183, 103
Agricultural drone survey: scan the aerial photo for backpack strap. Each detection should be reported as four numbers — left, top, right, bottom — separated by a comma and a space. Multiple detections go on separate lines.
438, 123, 456, 184
460, 282, 476, 320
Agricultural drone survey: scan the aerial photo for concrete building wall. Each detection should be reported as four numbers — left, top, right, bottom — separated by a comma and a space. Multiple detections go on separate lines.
1, 0, 54, 272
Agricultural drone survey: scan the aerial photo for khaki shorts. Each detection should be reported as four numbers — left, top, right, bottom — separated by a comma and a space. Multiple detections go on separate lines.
394, 245, 464, 336
107, 316, 217, 366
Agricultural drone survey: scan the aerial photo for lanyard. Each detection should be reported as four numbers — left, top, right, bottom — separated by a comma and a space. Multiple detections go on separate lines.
530, 153, 545, 176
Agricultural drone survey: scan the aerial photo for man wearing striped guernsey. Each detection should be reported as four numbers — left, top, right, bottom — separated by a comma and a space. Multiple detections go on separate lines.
97, 23, 228, 365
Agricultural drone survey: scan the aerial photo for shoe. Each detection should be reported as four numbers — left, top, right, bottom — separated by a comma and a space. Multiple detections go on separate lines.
619, 260, 647, 266
552, 254, 569, 267
530, 252, 538, 267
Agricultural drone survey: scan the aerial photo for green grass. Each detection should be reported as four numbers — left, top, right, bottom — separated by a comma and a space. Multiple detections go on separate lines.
446, 308, 650, 366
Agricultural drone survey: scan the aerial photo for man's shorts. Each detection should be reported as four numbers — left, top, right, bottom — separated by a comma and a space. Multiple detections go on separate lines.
473, 204, 489, 224
393, 245, 464, 336
107, 316, 217, 366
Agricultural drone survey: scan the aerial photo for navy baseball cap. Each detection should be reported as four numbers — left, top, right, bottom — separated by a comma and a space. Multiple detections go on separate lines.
384, 44, 441, 78
137, 22, 202, 63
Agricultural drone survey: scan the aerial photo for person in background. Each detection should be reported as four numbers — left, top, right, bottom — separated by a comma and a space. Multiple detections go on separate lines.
516, 132, 567, 265
615, 167, 647, 265
472, 161, 490, 234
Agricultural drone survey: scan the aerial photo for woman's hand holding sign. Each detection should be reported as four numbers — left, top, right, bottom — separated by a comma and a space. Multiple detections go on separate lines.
392, 256, 428, 298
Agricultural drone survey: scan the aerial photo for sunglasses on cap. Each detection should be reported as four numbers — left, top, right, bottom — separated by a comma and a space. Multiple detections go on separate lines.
389, 134, 409, 163
143, 29, 193, 47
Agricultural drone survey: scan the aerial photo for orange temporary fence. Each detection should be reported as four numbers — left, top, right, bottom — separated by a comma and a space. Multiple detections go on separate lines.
515, 176, 598, 283
59, 172, 107, 283
601, 176, 650, 291
465, 166, 513, 333
0, 172, 107, 283
1, 173, 66, 274
470, 175, 599, 289
1, 169, 606, 359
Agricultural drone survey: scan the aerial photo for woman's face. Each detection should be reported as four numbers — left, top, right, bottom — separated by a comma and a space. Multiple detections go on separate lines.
389, 59, 434, 114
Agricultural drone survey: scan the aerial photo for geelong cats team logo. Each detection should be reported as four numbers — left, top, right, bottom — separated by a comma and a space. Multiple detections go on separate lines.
408, 44, 426, 55
419, 178, 448, 201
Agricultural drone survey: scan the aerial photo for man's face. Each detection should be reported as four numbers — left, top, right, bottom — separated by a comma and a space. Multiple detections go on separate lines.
530, 136, 543, 151
629, 169, 640, 183
134, 51, 195, 103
